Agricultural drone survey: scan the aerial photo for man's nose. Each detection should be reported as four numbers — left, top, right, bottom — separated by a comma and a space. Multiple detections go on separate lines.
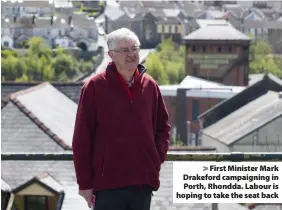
127, 50, 136, 57
127, 50, 136, 58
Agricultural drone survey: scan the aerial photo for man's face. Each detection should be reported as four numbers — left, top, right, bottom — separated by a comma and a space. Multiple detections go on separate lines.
109, 40, 140, 72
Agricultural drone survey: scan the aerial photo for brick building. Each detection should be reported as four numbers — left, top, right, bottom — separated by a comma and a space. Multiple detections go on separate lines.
183, 21, 251, 86
160, 76, 245, 145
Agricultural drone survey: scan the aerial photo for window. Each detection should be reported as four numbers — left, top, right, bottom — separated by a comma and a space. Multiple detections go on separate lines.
175, 25, 178, 33
4, 41, 9, 47
217, 46, 222, 52
25, 196, 48, 210
202, 46, 206, 52
192, 100, 200, 121
169, 26, 172, 33
162, 25, 165, 33
228, 46, 232, 52
192, 46, 196, 52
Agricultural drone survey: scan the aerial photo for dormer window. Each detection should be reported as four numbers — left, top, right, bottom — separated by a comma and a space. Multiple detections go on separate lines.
25, 196, 48, 210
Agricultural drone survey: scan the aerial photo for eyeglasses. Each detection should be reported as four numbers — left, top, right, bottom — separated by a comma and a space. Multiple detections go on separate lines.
110, 46, 141, 54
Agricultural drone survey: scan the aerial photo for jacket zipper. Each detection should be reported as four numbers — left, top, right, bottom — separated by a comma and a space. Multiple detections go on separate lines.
130, 70, 146, 106
101, 158, 104, 177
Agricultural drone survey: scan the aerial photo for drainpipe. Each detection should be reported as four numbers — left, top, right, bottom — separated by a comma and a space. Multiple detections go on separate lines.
6, 193, 15, 210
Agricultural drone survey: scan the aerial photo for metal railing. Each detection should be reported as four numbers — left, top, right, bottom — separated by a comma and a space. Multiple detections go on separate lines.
2, 152, 282, 161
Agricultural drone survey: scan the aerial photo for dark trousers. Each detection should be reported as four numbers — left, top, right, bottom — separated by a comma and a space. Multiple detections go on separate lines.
94, 185, 153, 210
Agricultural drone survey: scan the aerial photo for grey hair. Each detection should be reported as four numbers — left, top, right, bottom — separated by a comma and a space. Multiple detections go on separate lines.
106, 28, 141, 50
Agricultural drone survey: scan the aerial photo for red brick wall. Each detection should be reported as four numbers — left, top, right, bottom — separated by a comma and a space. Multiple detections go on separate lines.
163, 95, 222, 132
186, 44, 246, 86
223, 66, 244, 86
163, 96, 176, 127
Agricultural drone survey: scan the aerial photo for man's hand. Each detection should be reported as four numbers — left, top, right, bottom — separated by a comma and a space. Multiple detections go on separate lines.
79, 189, 94, 208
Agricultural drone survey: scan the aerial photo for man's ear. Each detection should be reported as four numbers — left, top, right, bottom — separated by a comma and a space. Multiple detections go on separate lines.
108, 51, 113, 58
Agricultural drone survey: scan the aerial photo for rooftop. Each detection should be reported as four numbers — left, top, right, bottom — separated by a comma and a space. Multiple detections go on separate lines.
199, 73, 282, 128
202, 91, 282, 145
1, 82, 77, 152
183, 23, 251, 41
1, 158, 252, 210
159, 75, 245, 97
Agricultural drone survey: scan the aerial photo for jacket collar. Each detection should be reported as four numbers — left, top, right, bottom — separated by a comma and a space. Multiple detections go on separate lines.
106, 62, 147, 76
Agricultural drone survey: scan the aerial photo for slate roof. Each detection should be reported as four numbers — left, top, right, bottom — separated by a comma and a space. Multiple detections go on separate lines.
156, 17, 181, 25
104, 6, 125, 21
1, 178, 11, 192
199, 73, 282, 128
13, 172, 64, 194
248, 74, 264, 86
1, 160, 86, 210
202, 91, 282, 145
222, 4, 245, 18
2, 102, 66, 153
176, 1, 203, 17
139, 0, 178, 9
1, 159, 249, 210
1, 0, 54, 8
183, 23, 250, 41
251, 204, 282, 210
1, 81, 84, 103
1, 83, 78, 152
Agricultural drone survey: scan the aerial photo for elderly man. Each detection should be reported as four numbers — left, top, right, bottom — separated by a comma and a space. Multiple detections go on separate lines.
72, 28, 170, 210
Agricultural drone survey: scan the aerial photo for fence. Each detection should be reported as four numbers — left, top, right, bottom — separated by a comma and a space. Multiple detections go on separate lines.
2, 152, 282, 161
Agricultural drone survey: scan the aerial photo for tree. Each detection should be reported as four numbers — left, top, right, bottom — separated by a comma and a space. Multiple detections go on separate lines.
249, 39, 282, 78
145, 53, 169, 85
1, 37, 94, 82
145, 37, 186, 85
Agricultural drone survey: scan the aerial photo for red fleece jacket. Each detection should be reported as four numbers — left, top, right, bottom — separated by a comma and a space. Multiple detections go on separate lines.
72, 62, 171, 193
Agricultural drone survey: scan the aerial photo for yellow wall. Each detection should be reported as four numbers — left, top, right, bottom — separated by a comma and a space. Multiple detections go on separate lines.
12, 183, 58, 210
13, 195, 24, 210
17, 183, 55, 196
157, 24, 183, 34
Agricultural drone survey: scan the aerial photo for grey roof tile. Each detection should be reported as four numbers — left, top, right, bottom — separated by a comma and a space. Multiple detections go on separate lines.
1, 0, 54, 8
202, 91, 282, 145
2, 81, 83, 103
183, 23, 250, 41
248, 74, 265, 86
252, 205, 282, 210
1, 178, 11, 192
105, 6, 125, 21
2, 83, 78, 152
156, 17, 181, 24
1, 160, 87, 210
13, 83, 77, 148
1, 159, 248, 210
37, 173, 65, 193
1, 102, 65, 152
